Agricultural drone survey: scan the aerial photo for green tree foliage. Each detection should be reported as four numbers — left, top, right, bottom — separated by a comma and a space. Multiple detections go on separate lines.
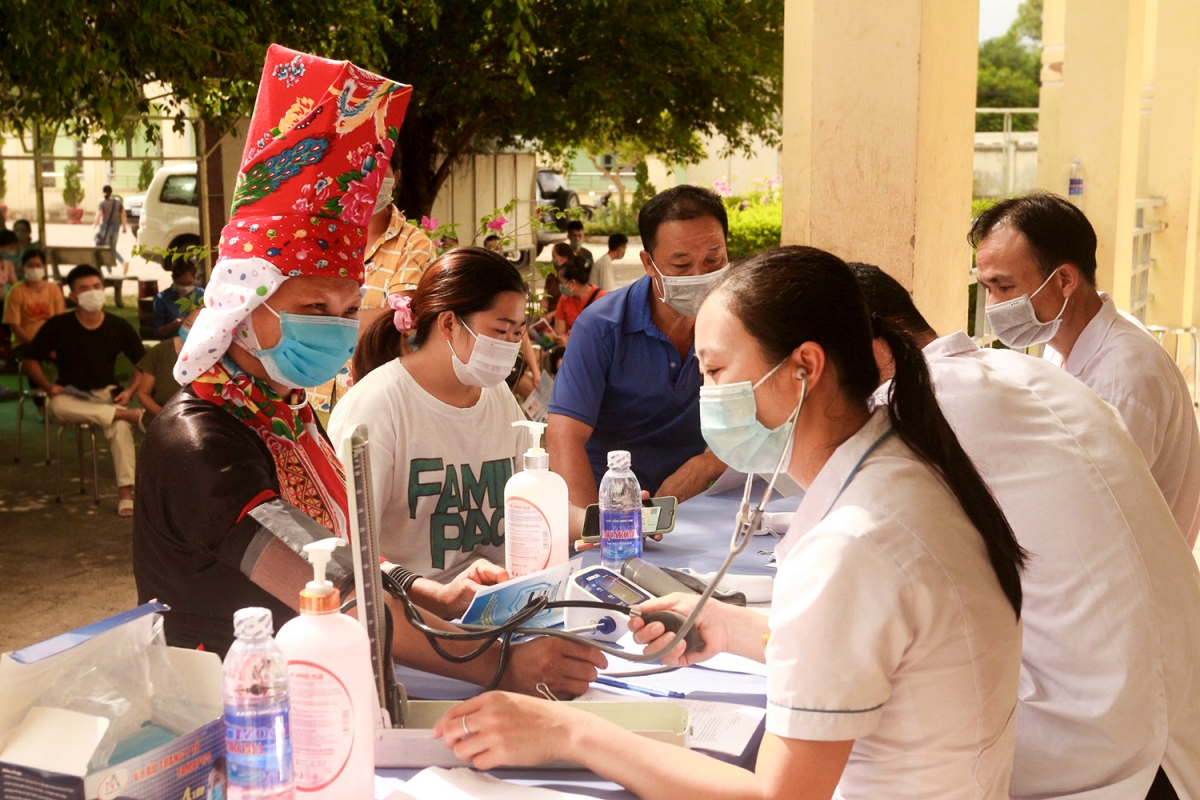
977, 0, 1042, 132
384, 0, 784, 218
0, 0, 388, 149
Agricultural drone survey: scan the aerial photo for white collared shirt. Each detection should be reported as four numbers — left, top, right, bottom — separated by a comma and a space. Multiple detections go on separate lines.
768, 409, 1022, 799
1044, 294, 1200, 546
923, 331, 1200, 799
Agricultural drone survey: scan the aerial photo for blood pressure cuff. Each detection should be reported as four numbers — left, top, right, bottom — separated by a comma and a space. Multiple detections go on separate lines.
224, 497, 357, 598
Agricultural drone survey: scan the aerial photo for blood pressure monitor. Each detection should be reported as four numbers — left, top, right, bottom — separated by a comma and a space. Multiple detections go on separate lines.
564, 566, 653, 642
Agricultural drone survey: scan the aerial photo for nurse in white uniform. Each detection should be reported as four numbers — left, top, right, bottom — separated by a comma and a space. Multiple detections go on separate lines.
853, 262, 1200, 800
431, 246, 1026, 800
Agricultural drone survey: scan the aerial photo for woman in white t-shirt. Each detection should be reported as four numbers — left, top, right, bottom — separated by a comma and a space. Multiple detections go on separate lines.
431, 246, 1027, 799
329, 247, 529, 618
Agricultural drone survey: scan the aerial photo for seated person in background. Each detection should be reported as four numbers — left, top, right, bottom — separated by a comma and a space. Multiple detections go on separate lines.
972, 193, 1200, 546
0, 230, 19, 290
136, 308, 200, 421
11, 219, 41, 264
4, 249, 64, 346
23, 265, 145, 516
151, 258, 204, 339
548, 185, 728, 505
539, 242, 573, 316
553, 259, 606, 348
483, 234, 504, 253
592, 232, 628, 292
330, 248, 531, 609
565, 219, 594, 268
853, 262, 1200, 800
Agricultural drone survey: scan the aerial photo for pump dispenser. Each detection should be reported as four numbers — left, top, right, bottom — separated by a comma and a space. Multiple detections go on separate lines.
299, 538, 341, 614
505, 420, 569, 576
275, 537, 375, 798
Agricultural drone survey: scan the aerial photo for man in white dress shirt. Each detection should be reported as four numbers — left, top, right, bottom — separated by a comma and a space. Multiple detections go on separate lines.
970, 193, 1200, 547
854, 262, 1200, 800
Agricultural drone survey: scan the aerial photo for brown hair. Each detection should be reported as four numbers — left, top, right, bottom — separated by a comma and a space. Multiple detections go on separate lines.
352, 247, 527, 381
551, 243, 573, 262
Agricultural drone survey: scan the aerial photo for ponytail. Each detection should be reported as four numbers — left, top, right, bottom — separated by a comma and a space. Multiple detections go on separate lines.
352, 311, 405, 382
718, 246, 1025, 619
875, 319, 1026, 617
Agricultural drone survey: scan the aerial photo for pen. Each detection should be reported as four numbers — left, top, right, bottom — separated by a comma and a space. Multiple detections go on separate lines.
595, 676, 686, 699
574, 540, 600, 552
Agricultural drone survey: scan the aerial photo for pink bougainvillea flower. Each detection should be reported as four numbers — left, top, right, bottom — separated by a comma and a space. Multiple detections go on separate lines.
421, 215, 439, 232
712, 180, 734, 198
486, 215, 508, 232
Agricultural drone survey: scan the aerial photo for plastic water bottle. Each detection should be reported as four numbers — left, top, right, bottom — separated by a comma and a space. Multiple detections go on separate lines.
599, 450, 642, 570
223, 608, 294, 799
1069, 158, 1083, 207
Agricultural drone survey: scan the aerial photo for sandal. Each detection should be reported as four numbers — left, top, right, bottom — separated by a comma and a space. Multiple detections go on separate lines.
118, 499, 134, 517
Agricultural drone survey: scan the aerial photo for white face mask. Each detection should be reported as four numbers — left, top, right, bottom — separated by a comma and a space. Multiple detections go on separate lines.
449, 317, 521, 388
76, 289, 106, 313
984, 268, 1068, 349
24, 267, 45, 283
648, 257, 729, 317
374, 175, 396, 215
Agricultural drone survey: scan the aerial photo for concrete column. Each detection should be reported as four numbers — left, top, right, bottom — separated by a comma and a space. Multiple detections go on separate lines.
780, 0, 979, 335
1035, 0, 1148, 306
1143, 0, 1200, 330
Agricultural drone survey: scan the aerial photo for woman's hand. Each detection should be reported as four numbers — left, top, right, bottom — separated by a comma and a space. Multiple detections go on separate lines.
417, 560, 511, 619
500, 636, 607, 699
433, 692, 590, 770
628, 592, 745, 667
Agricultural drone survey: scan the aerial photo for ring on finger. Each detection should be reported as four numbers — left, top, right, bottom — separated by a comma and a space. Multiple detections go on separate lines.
462, 714, 471, 736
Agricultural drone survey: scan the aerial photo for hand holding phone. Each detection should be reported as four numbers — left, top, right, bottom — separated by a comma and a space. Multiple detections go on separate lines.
581, 496, 678, 541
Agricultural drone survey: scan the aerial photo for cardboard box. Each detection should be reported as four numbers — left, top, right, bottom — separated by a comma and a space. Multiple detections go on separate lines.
0, 603, 224, 800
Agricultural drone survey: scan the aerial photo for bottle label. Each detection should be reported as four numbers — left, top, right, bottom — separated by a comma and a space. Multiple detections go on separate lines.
506, 497, 552, 576
287, 661, 355, 791
600, 508, 643, 566
1069, 178, 1083, 196
224, 705, 293, 790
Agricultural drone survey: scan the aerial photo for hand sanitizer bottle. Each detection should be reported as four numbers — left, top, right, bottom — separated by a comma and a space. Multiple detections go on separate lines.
275, 539, 375, 799
505, 420, 569, 577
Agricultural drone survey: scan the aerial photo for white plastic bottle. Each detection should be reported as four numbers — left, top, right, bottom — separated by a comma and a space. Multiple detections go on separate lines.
599, 450, 642, 571
505, 420, 569, 576
275, 539, 375, 798
1069, 158, 1084, 207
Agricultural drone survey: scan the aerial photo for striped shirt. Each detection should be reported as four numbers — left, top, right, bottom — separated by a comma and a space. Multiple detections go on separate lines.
309, 206, 436, 413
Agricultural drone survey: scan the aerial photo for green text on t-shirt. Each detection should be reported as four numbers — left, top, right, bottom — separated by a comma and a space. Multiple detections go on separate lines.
409, 457, 513, 568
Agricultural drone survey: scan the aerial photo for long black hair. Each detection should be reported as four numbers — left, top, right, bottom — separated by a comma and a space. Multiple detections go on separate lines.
715, 246, 1025, 617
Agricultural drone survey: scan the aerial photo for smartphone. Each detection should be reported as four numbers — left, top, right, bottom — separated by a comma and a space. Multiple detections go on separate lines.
581, 496, 678, 541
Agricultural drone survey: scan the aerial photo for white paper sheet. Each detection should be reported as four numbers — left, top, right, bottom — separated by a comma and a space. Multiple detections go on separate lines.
598, 634, 768, 697
378, 767, 596, 800
0, 706, 110, 777
578, 688, 765, 757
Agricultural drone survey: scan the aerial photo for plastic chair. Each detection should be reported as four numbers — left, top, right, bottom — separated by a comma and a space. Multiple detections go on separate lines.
13, 356, 52, 464
55, 420, 100, 505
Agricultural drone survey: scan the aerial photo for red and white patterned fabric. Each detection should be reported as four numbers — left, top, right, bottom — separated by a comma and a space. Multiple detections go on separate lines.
176, 43, 412, 384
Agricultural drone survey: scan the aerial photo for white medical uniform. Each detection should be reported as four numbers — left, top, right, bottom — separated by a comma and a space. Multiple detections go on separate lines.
768, 409, 1022, 800
923, 331, 1200, 800
1044, 294, 1200, 546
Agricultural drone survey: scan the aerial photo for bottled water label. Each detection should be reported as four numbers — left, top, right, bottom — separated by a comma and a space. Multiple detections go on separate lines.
224, 705, 293, 790
600, 508, 642, 569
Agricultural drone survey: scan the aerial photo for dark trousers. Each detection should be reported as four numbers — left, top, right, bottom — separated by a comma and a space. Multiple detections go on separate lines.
1147, 767, 1179, 800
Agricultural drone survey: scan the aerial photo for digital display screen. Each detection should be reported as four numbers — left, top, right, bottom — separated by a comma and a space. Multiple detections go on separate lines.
595, 573, 646, 605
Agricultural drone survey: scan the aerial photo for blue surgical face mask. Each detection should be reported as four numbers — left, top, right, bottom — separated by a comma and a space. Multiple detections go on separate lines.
255, 303, 359, 389
208, 783, 224, 800
178, 324, 190, 343
700, 359, 800, 474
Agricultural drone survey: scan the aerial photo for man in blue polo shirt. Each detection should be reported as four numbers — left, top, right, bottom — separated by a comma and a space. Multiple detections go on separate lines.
547, 186, 728, 505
